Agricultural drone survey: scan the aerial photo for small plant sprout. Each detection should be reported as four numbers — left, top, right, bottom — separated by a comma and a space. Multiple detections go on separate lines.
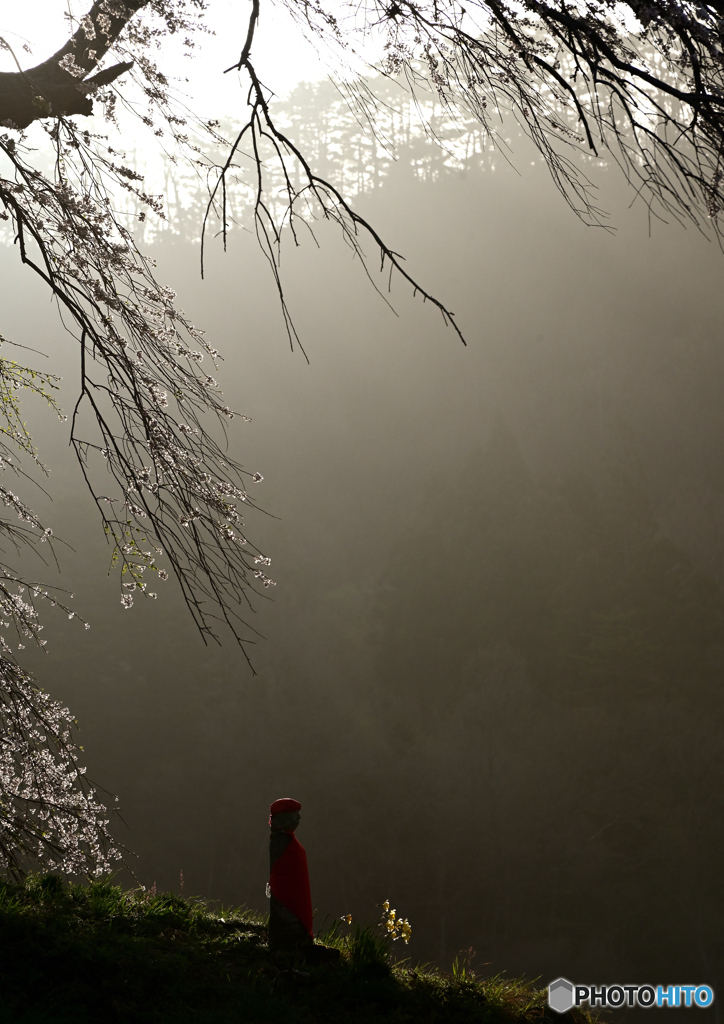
451, 947, 479, 981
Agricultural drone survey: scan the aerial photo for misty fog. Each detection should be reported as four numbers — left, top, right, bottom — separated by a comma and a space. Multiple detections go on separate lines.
2, 77, 723, 1018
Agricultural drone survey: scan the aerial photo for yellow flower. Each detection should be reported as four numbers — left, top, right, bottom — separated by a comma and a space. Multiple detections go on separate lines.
379, 900, 410, 943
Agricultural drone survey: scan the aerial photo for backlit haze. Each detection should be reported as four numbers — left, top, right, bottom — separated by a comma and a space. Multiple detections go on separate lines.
1, 3, 723, 1019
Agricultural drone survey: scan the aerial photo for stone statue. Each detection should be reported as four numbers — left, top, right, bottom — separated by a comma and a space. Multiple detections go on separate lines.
268, 797, 314, 952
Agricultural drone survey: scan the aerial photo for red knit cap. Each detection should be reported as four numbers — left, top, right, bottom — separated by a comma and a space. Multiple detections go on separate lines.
270, 797, 301, 816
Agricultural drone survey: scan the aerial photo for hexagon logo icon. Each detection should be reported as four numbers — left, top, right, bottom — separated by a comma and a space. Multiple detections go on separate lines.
549, 977, 574, 1013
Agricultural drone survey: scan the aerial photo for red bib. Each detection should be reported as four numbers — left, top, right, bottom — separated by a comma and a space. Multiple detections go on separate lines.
269, 832, 313, 938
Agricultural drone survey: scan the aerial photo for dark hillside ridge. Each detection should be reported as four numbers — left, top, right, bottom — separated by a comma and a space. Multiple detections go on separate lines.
0, 874, 589, 1024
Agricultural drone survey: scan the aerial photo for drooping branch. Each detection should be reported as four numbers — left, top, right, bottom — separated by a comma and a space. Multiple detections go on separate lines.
0, 0, 147, 129
320, 0, 724, 230
0, 119, 271, 666
205, 0, 465, 348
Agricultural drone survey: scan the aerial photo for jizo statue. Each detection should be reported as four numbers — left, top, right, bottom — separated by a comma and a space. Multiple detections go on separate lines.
268, 797, 314, 953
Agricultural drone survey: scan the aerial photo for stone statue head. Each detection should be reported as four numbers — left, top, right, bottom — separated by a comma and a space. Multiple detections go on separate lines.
268, 797, 302, 832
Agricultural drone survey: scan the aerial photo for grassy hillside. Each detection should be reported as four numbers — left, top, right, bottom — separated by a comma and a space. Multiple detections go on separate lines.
0, 874, 590, 1024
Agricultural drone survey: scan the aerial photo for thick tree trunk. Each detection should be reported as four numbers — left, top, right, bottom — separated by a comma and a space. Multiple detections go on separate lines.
0, 0, 146, 129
